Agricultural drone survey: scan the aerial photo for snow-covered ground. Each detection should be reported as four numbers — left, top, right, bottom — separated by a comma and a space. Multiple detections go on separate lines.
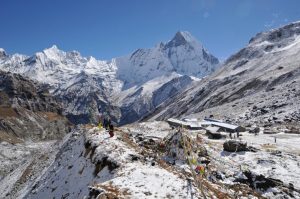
189, 129, 300, 198
3, 121, 299, 198
123, 121, 172, 138
23, 124, 201, 199
96, 162, 193, 199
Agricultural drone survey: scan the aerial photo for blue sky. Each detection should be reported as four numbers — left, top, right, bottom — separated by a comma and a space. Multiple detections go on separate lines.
1, 0, 300, 61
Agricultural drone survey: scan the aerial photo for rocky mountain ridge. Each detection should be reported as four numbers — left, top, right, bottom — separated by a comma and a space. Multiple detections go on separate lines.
0, 31, 219, 125
146, 21, 300, 128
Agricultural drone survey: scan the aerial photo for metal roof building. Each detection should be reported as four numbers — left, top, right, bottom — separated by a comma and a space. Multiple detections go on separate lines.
167, 118, 246, 133
203, 119, 246, 132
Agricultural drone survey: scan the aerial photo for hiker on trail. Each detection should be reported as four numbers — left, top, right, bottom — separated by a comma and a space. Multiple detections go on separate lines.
97, 108, 103, 128
109, 123, 114, 137
103, 117, 108, 130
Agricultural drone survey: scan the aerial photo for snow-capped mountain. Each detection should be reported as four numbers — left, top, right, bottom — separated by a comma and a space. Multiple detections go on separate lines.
0, 31, 219, 125
116, 31, 219, 89
147, 21, 300, 126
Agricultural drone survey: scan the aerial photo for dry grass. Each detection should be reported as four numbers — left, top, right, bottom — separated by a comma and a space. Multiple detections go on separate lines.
203, 181, 228, 198
38, 112, 64, 121
18, 154, 49, 185
19, 163, 34, 184
94, 182, 131, 199
117, 129, 140, 151
157, 159, 186, 178
261, 143, 277, 149
84, 124, 95, 129
0, 107, 18, 118
0, 130, 23, 144
118, 129, 187, 179
117, 129, 187, 180
228, 184, 266, 199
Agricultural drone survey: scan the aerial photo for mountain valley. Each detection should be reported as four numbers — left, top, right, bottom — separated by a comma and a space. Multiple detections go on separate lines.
1, 22, 300, 199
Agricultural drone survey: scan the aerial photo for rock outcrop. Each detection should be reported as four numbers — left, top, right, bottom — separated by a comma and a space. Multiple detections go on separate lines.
223, 140, 247, 152
0, 71, 71, 141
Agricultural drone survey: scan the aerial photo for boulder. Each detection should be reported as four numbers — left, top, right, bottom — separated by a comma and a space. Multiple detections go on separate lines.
257, 159, 276, 165
197, 146, 208, 157
247, 146, 259, 152
263, 128, 278, 134
223, 140, 247, 152
270, 150, 282, 156
234, 171, 283, 191
249, 127, 260, 134
284, 126, 300, 134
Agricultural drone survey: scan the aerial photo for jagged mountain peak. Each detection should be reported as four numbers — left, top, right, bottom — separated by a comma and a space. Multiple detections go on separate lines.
87, 56, 98, 64
46, 44, 59, 51
175, 31, 196, 41
42, 45, 82, 58
0, 48, 7, 58
41, 45, 64, 58
166, 31, 201, 48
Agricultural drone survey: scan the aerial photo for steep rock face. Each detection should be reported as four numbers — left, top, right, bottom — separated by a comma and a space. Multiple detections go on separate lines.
0, 71, 71, 141
116, 75, 193, 125
163, 31, 219, 76
0, 31, 219, 125
152, 75, 193, 107
147, 21, 300, 126
54, 71, 120, 124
